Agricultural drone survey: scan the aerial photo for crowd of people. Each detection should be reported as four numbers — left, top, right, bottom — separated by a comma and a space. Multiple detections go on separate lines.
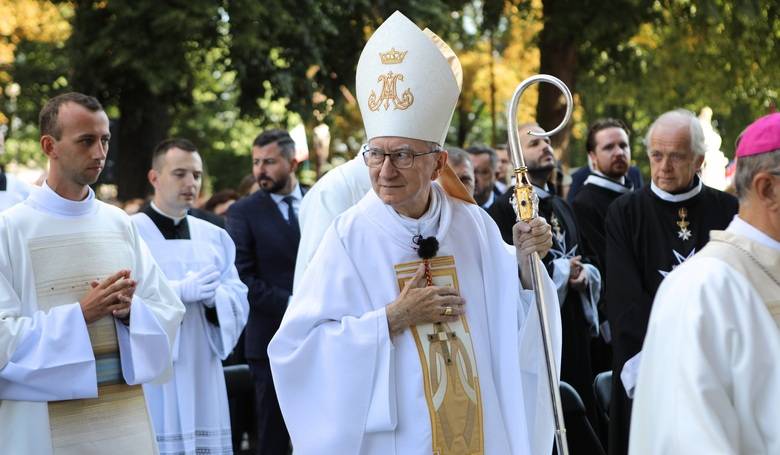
0, 10, 778, 455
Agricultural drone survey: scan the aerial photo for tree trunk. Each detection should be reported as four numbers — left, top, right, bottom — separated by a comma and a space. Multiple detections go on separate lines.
537, 0, 578, 169
116, 85, 170, 201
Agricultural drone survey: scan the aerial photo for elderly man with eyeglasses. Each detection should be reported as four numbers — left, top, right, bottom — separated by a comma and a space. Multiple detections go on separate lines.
268, 11, 562, 455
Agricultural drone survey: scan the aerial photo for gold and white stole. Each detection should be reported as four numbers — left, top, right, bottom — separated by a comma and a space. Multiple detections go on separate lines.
29, 231, 157, 454
701, 231, 780, 327
395, 256, 484, 455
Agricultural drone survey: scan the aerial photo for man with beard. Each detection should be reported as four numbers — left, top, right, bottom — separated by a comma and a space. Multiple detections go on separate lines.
572, 119, 634, 376
604, 109, 738, 455
226, 128, 306, 454
489, 122, 603, 436
573, 119, 634, 272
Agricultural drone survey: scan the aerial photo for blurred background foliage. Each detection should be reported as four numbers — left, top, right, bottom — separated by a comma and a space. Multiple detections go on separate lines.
0, 0, 777, 199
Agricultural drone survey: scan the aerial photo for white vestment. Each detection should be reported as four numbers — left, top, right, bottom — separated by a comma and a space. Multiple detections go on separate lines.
293, 154, 371, 292
630, 217, 780, 454
270, 183, 561, 455
133, 213, 249, 455
0, 173, 33, 212
0, 182, 184, 454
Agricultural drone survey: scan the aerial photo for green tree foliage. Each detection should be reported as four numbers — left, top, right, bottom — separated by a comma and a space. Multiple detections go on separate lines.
65, 0, 223, 199
2, 0, 777, 196
576, 0, 779, 175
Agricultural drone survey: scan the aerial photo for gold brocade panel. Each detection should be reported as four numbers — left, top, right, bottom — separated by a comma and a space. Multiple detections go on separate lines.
395, 256, 484, 455
29, 232, 157, 454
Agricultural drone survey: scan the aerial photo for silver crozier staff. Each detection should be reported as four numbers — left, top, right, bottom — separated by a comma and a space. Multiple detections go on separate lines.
507, 74, 573, 455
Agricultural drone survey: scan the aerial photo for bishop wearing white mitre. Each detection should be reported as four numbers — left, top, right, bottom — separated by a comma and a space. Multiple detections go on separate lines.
269, 12, 562, 455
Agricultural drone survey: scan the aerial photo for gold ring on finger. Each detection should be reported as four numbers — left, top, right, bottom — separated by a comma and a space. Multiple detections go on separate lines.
443, 306, 453, 316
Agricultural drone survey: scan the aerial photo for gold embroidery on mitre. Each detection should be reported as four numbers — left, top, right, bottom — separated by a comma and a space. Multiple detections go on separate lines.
379, 47, 407, 64
367, 48, 414, 112
395, 256, 484, 455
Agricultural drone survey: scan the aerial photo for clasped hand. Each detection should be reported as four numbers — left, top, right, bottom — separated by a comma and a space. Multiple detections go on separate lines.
80, 269, 136, 324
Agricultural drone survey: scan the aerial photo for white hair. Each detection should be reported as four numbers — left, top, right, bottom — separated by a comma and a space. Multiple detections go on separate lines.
645, 109, 706, 157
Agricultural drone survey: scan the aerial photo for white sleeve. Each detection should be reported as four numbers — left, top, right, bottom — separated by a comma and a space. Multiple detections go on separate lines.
115, 297, 174, 385
205, 230, 249, 359
0, 303, 97, 401
579, 263, 602, 336
124, 225, 185, 385
630, 259, 778, 454
269, 226, 396, 454
550, 257, 570, 305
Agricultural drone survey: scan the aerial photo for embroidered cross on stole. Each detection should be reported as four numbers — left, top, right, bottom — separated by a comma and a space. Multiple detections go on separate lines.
29, 231, 156, 454
395, 256, 484, 455
699, 231, 780, 326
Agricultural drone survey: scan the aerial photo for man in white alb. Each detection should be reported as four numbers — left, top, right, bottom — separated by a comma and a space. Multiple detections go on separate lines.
0, 92, 184, 454
269, 12, 562, 455
630, 113, 780, 454
133, 138, 248, 454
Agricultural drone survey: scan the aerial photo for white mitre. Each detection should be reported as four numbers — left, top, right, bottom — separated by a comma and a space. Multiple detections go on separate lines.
356, 11, 463, 146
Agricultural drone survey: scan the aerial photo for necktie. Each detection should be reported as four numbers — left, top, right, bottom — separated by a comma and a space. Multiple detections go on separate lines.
283, 195, 298, 228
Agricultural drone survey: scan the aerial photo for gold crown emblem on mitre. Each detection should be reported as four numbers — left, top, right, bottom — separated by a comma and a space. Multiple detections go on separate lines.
379, 48, 407, 64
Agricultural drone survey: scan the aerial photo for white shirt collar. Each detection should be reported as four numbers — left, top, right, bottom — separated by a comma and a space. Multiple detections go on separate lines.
727, 215, 780, 252
269, 183, 302, 205
27, 180, 97, 217
584, 173, 632, 194
150, 201, 187, 225
650, 176, 703, 202
593, 170, 626, 185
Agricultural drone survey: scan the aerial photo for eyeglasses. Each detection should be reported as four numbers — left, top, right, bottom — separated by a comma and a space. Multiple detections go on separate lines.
362, 145, 441, 169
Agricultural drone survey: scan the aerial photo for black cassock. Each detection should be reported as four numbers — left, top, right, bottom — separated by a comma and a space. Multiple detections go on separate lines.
489, 185, 601, 435
572, 173, 634, 272
572, 174, 634, 375
604, 179, 738, 455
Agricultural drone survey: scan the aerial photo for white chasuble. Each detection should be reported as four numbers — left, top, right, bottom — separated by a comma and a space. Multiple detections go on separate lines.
396, 256, 483, 455
269, 183, 561, 455
133, 213, 249, 455
0, 183, 184, 455
630, 218, 780, 455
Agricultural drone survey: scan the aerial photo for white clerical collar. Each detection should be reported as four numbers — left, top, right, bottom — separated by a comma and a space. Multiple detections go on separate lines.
593, 170, 626, 185
650, 176, 703, 202
395, 182, 442, 239
269, 183, 302, 205
150, 201, 187, 225
585, 172, 632, 194
532, 184, 552, 199
28, 180, 97, 217
727, 215, 780, 252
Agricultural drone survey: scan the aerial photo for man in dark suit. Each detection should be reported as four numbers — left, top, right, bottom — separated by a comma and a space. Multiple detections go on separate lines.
226, 129, 305, 455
